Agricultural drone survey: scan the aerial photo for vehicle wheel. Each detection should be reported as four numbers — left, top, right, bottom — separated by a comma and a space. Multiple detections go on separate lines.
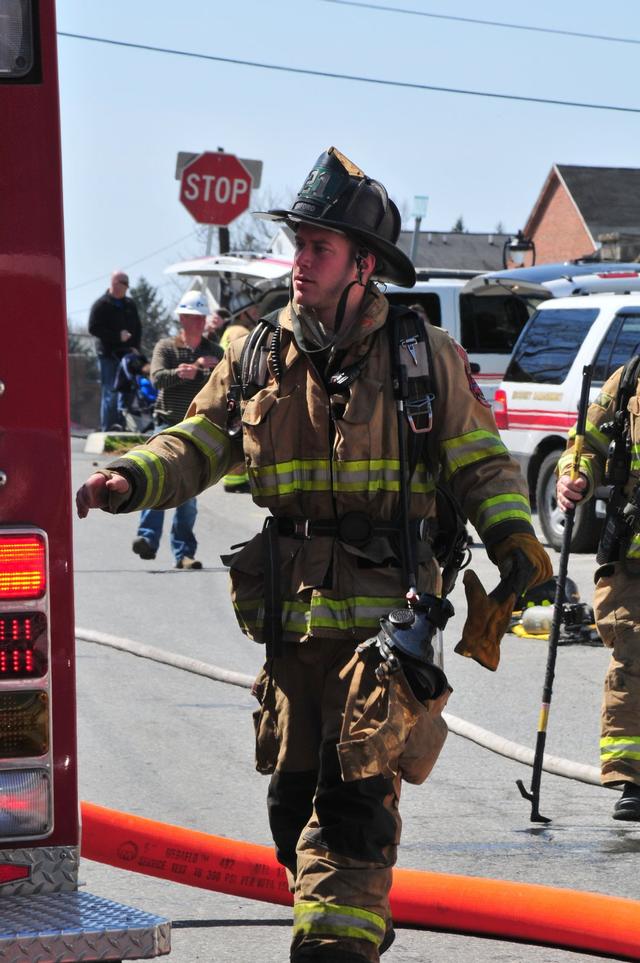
535, 450, 601, 553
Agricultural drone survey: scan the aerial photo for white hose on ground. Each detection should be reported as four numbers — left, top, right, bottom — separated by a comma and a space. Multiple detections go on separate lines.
75, 627, 602, 788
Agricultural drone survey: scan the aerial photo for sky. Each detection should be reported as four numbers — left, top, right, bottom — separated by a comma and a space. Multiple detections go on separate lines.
57, 0, 640, 328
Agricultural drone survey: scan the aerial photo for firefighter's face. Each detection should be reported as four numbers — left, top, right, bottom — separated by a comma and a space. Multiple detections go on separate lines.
292, 224, 359, 320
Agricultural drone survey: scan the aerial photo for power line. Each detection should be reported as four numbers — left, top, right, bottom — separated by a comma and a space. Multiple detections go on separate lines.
57, 31, 640, 115
67, 230, 198, 292
321, 0, 640, 47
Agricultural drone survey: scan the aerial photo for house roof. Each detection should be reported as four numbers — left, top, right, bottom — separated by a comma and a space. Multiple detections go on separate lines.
532, 165, 640, 240
397, 231, 511, 271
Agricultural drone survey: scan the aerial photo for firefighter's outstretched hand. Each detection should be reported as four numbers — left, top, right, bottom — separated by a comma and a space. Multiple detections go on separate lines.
455, 569, 515, 671
76, 472, 130, 518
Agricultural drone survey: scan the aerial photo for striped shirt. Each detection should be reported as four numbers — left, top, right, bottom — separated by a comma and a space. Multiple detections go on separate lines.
150, 335, 223, 426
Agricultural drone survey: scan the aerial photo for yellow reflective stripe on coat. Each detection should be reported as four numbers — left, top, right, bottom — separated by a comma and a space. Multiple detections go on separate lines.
601, 736, 640, 762
557, 451, 595, 486
441, 429, 507, 480
163, 415, 230, 482
631, 443, 640, 472
118, 449, 166, 509
234, 594, 403, 636
474, 493, 532, 538
234, 598, 310, 637
293, 900, 386, 946
568, 419, 609, 456
627, 532, 640, 558
249, 459, 331, 496
248, 458, 435, 497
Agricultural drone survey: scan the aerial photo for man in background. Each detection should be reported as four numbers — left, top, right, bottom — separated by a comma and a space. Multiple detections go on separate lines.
88, 270, 141, 431
132, 290, 223, 569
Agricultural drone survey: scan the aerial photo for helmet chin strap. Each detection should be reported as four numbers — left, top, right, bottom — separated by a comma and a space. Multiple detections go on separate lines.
290, 249, 372, 354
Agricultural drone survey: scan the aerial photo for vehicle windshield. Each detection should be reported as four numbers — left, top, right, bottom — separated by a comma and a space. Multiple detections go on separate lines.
459, 293, 534, 354
504, 306, 599, 384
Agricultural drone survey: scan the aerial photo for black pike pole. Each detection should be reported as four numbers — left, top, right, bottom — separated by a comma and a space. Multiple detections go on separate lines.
517, 364, 593, 823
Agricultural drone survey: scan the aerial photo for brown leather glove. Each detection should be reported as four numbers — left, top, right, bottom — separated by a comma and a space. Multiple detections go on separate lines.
455, 533, 553, 671
454, 569, 515, 671
490, 532, 553, 589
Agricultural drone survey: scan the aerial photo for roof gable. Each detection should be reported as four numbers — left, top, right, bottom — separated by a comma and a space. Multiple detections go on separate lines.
535, 165, 640, 240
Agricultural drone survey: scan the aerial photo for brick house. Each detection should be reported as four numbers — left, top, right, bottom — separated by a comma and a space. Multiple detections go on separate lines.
523, 164, 640, 264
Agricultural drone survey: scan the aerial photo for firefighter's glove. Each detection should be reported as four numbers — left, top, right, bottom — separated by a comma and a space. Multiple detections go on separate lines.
454, 569, 516, 671
454, 534, 553, 671
490, 533, 553, 594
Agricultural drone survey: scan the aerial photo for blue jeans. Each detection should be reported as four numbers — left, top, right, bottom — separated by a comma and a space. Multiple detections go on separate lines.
99, 355, 120, 431
137, 498, 198, 563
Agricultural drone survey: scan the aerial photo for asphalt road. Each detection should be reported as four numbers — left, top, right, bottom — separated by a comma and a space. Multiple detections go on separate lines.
71, 438, 640, 963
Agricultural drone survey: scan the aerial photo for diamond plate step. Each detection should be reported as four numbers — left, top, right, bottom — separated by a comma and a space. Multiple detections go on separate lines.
0, 891, 170, 961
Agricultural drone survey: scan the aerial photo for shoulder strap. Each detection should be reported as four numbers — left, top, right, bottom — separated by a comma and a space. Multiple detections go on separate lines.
387, 303, 437, 432
238, 309, 281, 400
386, 305, 437, 477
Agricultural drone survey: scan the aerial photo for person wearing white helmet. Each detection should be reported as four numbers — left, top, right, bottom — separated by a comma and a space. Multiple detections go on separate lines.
131, 289, 223, 568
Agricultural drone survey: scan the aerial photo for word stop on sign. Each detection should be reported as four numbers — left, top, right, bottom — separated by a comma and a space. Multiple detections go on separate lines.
183, 173, 249, 205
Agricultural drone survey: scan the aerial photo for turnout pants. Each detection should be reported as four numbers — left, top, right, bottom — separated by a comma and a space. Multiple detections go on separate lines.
594, 565, 640, 786
253, 636, 448, 963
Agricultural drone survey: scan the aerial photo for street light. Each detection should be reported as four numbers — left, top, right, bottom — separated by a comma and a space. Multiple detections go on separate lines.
410, 195, 429, 265
503, 230, 535, 268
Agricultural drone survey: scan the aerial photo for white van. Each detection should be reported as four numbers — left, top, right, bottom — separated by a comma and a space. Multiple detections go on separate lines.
495, 292, 640, 551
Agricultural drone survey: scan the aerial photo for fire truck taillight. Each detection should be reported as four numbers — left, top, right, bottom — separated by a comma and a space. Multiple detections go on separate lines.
0, 770, 50, 837
0, 692, 48, 757
0, 612, 47, 677
0, 529, 52, 840
0, 534, 46, 600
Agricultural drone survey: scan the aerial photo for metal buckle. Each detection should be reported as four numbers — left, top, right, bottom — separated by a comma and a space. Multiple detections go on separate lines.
293, 518, 312, 538
400, 336, 420, 366
406, 394, 434, 434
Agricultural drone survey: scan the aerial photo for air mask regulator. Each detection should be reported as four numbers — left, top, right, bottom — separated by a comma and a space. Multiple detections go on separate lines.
360, 593, 451, 702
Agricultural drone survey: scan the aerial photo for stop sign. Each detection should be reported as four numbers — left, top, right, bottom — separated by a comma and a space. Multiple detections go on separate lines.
179, 152, 252, 226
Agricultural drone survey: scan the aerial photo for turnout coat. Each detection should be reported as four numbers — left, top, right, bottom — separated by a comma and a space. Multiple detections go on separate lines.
105, 288, 533, 644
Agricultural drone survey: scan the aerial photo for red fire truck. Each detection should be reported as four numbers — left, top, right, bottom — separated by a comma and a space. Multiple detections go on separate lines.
0, 2, 169, 957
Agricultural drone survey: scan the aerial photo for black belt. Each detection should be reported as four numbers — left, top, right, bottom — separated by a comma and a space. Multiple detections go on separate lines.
275, 512, 417, 547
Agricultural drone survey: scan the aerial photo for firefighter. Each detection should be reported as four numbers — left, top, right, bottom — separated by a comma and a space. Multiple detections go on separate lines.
557, 366, 640, 821
77, 147, 551, 963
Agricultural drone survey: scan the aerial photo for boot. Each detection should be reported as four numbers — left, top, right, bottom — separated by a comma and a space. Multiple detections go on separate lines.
612, 782, 640, 821
175, 556, 203, 570
132, 536, 156, 560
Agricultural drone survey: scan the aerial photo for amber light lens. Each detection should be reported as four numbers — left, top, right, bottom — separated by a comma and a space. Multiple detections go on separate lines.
0, 691, 48, 758
0, 534, 46, 600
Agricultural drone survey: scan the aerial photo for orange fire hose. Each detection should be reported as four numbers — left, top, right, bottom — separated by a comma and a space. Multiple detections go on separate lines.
81, 802, 640, 959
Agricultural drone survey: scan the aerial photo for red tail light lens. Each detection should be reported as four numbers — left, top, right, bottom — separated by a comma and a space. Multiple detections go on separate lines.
0, 534, 46, 600
0, 613, 47, 678
493, 388, 509, 430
